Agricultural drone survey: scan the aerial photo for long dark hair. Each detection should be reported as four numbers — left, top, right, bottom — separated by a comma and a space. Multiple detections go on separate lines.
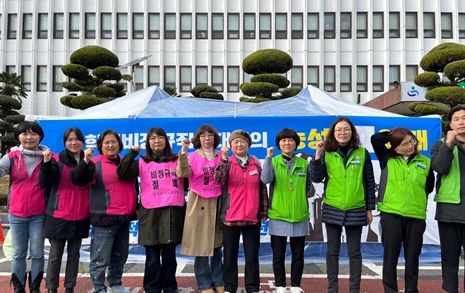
324, 117, 361, 152
142, 127, 177, 162
386, 127, 419, 159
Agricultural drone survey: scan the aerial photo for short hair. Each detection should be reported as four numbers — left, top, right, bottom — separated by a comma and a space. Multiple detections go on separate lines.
96, 129, 123, 154
14, 121, 45, 143
191, 124, 220, 149
63, 127, 84, 146
324, 117, 361, 152
143, 127, 177, 162
275, 128, 300, 151
448, 104, 465, 121
386, 127, 418, 159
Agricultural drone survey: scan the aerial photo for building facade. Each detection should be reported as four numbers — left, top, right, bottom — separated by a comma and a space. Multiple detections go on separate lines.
0, 0, 465, 116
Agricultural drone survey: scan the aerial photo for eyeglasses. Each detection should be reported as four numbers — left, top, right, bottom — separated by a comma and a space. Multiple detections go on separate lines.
334, 128, 352, 133
200, 133, 214, 139
149, 135, 165, 141
399, 138, 417, 148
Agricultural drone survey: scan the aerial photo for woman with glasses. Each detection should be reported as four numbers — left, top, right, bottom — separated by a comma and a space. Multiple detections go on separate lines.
311, 117, 376, 293
371, 127, 434, 293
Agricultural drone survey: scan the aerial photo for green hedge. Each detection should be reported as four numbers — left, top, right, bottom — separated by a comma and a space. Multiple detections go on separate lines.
70, 45, 119, 69
251, 74, 290, 88
420, 42, 465, 72
242, 49, 293, 75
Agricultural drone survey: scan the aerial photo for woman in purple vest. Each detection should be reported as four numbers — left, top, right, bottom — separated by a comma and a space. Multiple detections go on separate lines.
39, 127, 90, 293
117, 127, 188, 293
71, 129, 137, 293
178, 124, 224, 293
0, 121, 48, 293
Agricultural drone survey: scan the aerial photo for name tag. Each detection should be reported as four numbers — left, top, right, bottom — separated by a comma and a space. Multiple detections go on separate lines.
350, 161, 361, 165
249, 170, 258, 176
417, 163, 426, 170
298, 172, 306, 177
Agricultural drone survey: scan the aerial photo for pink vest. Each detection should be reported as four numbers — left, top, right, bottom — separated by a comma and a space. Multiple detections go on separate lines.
188, 151, 222, 198
139, 159, 185, 209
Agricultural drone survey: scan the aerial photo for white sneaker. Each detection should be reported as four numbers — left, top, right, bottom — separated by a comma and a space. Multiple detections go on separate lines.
290, 287, 304, 293
275, 287, 288, 293
107, 285, 130, 293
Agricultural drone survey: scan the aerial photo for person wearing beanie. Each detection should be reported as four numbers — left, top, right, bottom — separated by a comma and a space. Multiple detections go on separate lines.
215, 129, 268, 293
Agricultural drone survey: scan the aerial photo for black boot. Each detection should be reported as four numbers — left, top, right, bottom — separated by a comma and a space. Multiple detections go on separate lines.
28, 271, 44, 293
10, 273, 26, 293
65, 288, 74, 293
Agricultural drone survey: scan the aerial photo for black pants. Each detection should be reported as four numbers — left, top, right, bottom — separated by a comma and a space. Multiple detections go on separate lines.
438, 221, 465, 293
380, 212, 426, 293
326, 223, 362, 293
143, 243, 178, 293
270, 235, 305, 287
46, 238, 82, 290
223, 224, 261, 293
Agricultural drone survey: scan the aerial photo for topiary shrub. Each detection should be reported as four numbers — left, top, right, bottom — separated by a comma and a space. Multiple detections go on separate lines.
199, 92, 224, 100
4, 114, 25, 124
281, 87, 302, 98
70, 95, 106, 110
444, 60, 465, 83
240, 97, 272, 103
61, 64, 90, 80
425, 86, 465, 107
420, 42, 465, 72
191, 84, 218, 97
92, 66, 123, 81
93, 86, 117, 98
251, 74, 290, 88
414, 72, 440, 87
106, 83, 125, 93
242, 49, 293, 75
62, 82, 84, 92
70, 45, 119, 69
240, 82, 279, 99
0, 95, 21, 110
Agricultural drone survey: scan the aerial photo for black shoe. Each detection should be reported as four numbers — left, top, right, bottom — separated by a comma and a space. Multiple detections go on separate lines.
10, 273, 26, 293
65, 288, 75, 293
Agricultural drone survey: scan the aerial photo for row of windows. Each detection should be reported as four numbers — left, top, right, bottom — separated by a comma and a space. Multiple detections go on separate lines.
1, 11, 465, 40
6, 64, 418, 94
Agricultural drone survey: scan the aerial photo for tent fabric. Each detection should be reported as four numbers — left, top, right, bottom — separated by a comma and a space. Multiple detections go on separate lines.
37, 85, 403, 120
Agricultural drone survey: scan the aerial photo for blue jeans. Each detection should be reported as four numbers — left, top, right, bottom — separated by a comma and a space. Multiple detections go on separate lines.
8, 213, 45, 286
194, 247, 224, 291
89, 223, 130, 292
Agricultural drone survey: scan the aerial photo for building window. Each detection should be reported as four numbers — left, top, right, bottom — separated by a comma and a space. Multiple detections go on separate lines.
275, 13, 287, 39
357, 66, 367, 92
406, 65, 418, 81
85, 13, 96, 39
36, 66, 47, 92
38, 13, 48, 39
389, 65, 400, 89
291, 66, 303, 88
243, 13, 255, 39
117, 13, 128, 39
324, 13, 335, 39
53, 66, 64, 92
212, 13, 223, 39
100, 13, 112, 39
340, 66, 351, 92
196, 13, 208, 39
7, 14, 17, 39
340, 12, 351, 39
227, 66, 239, 92
69, 13, 79, 39
21, 65, 31, 91
291, 13, 303, 39
212, 66, 224, 91
133, 13, 144, 39
357, 12, 367, 38
423, 12, 435, 38
148, 66, 160, 86
134, 65, 143, 90
228, 13, 239, 39
307, 66, 319, 87
5, 65, 15, 73
373, 12, 384, 38
389, 12, 400, 38
324, 66, 335, 92
22, 14, 32, 39
180, 13, 192, 39
460, 13, 465, 39
243, 72, 253, 83
196, 66, 208, 84
180, 66, 192, 92
441, 13, 453, 38
259, 13, 271, 39
164, 66, 176, 89
373, 66, 384, 92
307, 13, 319, 39
148, 13, 160, 39
405, 12, 418, 38
165, 14, 176, 39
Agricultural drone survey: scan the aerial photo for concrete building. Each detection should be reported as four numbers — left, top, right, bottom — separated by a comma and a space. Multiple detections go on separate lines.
0, 0, 465, 116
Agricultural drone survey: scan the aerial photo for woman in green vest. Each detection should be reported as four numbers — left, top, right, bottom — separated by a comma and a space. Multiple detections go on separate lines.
311, 117, 376, 293
371, 127, 434, 293
261, 128, 312, 293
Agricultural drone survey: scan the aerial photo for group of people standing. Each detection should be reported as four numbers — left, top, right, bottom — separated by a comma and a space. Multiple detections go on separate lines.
2, 104, 465, 293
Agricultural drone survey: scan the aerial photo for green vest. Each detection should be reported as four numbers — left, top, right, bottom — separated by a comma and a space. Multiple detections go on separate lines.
268, 155, 310, 222
434, 141, 461, 204
378, 155, 431, 219
324, 148, 366, 211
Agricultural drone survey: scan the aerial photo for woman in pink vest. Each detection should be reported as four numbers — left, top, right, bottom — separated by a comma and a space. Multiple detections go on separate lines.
178, 124, 224, 293
117, 127, 188, 293
215, 129, 269, 293
39, 127, 90, 293
0, 121, 48, 293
